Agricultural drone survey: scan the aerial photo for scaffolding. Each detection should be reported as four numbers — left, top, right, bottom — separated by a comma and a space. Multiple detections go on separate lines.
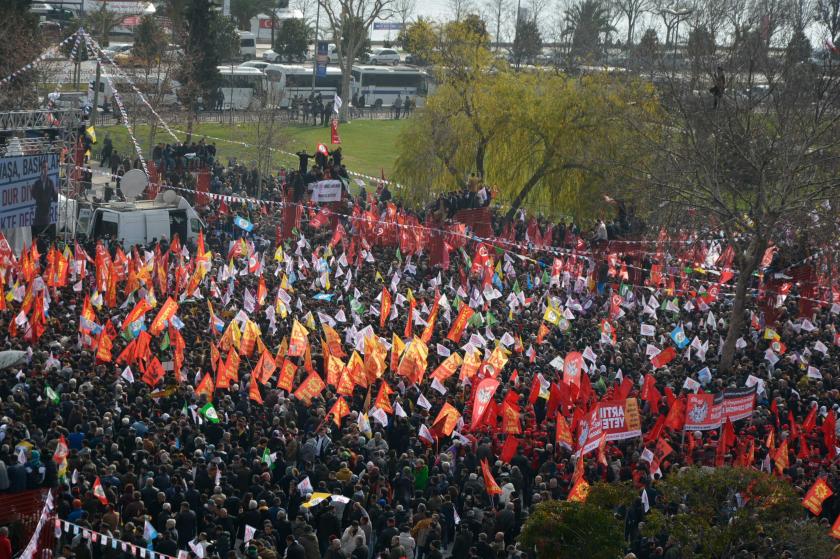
0, 108, 86, 248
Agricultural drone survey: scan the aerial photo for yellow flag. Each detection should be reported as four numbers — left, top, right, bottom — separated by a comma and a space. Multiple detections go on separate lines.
543, 305, 561, 326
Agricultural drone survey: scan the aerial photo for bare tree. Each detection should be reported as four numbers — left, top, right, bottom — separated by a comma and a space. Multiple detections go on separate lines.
628, 19, 840, 373
611, 0, 652, 46
654, 0, 693, 46
292, 0, 319, 27
816, 0, 840, 41
484, 0, 511, 49
449, 0, 476, 21
320, 0, 393, 121
393, 0, 416, 28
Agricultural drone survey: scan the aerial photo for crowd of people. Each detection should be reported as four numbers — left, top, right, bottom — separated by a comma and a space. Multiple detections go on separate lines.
1, 142, 839, 559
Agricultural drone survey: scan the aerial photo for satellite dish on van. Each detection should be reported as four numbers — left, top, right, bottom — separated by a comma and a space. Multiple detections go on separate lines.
162, 190, 178, 204
121, 169, 148, 202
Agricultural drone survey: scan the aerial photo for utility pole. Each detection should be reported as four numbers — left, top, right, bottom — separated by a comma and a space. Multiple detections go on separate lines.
311, 0, 321, 94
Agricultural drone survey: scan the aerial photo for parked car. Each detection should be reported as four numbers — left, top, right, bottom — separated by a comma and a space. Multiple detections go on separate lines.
240, 60, 271, 70
367, 48, 401, 65
262, 49, 282, 62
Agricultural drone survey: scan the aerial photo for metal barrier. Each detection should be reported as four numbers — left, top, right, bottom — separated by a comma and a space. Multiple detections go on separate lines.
0, 489, 54, 558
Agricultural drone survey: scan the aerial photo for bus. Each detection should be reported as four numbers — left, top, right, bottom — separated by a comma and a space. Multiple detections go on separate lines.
263, 64, 345, 108
350, 65, 430, 108
217, 66, 265, 110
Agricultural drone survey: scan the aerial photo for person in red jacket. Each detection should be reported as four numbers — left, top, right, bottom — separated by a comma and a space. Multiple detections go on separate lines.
0, 526, 12, 559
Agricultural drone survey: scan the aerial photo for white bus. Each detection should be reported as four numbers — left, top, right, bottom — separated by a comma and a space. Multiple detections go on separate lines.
263, 64, 345, 108
350, 65, 429, 109
217, 65, 265, 110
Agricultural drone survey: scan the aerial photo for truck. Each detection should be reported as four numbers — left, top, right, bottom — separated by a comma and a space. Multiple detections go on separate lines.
58, 191, 204, 248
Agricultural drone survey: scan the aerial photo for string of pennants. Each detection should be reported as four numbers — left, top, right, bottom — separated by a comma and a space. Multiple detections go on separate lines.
79, 33, 149, 177
56, 518, 181, 559
0, 30, 82, 87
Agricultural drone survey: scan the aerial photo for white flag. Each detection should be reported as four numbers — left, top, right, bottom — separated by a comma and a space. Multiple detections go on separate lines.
244, 525, 256, 543
333, 94, 342, 113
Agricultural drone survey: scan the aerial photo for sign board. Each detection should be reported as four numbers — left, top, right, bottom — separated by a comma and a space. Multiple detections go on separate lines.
577, 398, 642, 455
373, 22, 404, 31
308, 180, 343, 202
0, 153, 59, 230
316, 41, 329, 77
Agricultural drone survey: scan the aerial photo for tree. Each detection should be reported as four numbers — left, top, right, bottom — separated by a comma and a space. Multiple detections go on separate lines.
448, 0, 475, 21
483, 0, 511, 50
133, 15, 169, 70
393, 0, 416, 29
0, 0, 44, 110
518, 500, 625, 558
817, 0, 840, 42
640, 468, 835, 558
511, 19, 542, 66
610, 0, 651, 46
786, 27, 813, 64
230, 0, 275, 29
394, 33, 657, 220
564, 0, 615, 62
274, 18, 312, 61
685, 24, 714, 85
634, 27, 660, 72
319, 0, 394, 121
83, 1, 124, 47
653, 0, 692, 47
628, 18, 840, 372
400, 18, 437, 65
292, 0, 320, 27
176, 0, 239, 139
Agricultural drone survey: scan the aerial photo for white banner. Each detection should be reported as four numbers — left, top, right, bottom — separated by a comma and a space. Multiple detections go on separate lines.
308, 180, 343, 203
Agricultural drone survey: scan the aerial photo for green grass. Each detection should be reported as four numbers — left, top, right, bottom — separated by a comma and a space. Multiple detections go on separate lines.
97, 119, 408, 180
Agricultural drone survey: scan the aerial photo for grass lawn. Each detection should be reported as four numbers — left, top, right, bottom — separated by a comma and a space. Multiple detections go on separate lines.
97, 119, 408, 180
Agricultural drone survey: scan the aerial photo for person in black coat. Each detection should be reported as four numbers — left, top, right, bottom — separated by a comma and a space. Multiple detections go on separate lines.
284, 535, 306, 559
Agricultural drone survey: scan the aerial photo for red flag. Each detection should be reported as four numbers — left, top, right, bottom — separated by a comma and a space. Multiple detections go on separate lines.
650, 436, 674, 473
446, 304, 474, 343
471, 377, 499, 430
93, 476, 109, 505
802, 404, 818, 433
480, 459, 502, 495
664, 397, 686, 431
555, 414, 573, 450
379, 288, 392, 330
567, 477, 590, 502
500, 437, 519, 463
651, 347, 677, 368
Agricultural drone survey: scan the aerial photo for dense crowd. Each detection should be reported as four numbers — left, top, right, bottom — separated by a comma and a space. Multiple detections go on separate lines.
1, 145, 839, 559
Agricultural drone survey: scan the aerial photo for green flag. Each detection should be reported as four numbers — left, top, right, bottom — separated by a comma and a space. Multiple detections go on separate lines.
395, 248, 402, 263
512, 280, 521, 294
485, 311, 498, 327
199, 402, 220, 424
262, 448, 275, 470
45, 385, 59, 405
160, 331, 170, 351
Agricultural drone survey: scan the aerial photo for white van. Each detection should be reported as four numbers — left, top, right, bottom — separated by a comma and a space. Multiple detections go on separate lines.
60, 194, 204, 248
238, 31, 257, 60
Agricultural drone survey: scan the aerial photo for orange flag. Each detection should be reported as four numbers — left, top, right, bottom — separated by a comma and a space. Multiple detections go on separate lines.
420, 290, 440, 344
294, 371, 325, 404
390, 333, 405, 372
432, 402, 461, 437
431, 353, 463, 382
480, 459, 502, 495
276, 359, 297, 391
95, 331, 113, 363
375, 381, 394, 413
149, 297, 178, 336
288, 319, 309, 356
380, 287, 392, 330
774, 438, 789, 473
555, 414, 573, 450
249, 378, 263, 404
567, 477, 590, 502
831, 514, 840, 539
802, 478, 833, 516
446, 304, 474, 343
328, 397, 351, 427
195, 373, 215, 400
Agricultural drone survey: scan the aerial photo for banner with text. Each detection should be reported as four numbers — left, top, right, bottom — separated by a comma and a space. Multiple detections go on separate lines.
0, 153, 59, 230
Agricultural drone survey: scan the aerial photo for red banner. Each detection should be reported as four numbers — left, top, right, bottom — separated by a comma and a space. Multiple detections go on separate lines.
723, 386, 756, 422
802, 478, 833, 516
330, 118, 341, 144
578, 398, 642, 455
684, 392, 725, 431
195, 169, 210, 207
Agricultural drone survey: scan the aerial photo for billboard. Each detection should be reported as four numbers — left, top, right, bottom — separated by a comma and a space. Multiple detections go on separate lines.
373, 22, 404, 31
577, 398, 642, 455
316, 41, 329, 77
0, 153, 60, 231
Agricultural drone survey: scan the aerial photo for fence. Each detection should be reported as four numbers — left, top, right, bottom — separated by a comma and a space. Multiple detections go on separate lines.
95, 106, 404, 128
0, 489, 54, 559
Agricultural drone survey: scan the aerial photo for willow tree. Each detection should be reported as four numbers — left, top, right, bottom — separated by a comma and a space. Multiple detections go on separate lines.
394, 47, 658, 221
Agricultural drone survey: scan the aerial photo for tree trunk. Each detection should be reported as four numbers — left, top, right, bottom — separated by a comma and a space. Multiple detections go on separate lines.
719, 238, 767, 372
339, 56, 352, 122
475, 141, 486, 179
501, 158, 551, 225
